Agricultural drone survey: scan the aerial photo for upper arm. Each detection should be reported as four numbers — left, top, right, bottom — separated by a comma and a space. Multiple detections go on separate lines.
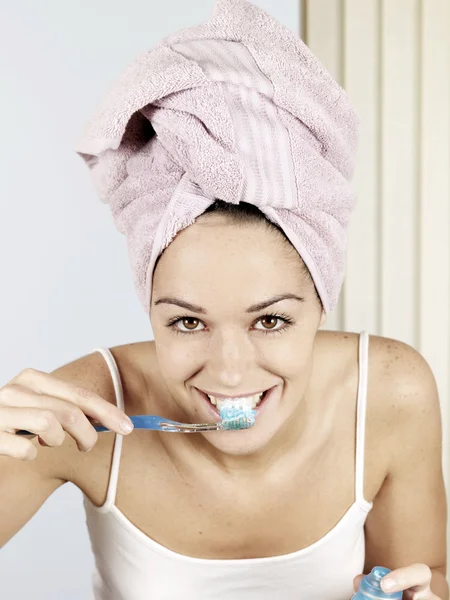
364, 338, 447, 575
0, 351, 116, 548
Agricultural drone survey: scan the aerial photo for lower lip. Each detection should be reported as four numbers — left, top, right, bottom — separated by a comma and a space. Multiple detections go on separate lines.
196, 386, 278, 422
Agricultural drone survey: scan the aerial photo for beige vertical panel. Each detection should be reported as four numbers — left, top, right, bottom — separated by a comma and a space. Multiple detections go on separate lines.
302, 0, 450, 569
380, 1, 420, 346
302, 0, 342, 80
420, 0, 450, 496
303, 0, 343, 332
342, 0, 380, 335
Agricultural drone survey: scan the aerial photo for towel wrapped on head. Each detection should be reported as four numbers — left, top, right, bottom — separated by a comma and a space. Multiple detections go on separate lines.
76, 0, 359, 314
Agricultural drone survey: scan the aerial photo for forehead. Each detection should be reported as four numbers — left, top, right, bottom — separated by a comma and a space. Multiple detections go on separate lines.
152, 217, 304, 298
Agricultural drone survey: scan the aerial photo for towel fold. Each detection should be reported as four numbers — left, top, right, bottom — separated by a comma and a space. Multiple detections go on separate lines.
76, 0, 359, 313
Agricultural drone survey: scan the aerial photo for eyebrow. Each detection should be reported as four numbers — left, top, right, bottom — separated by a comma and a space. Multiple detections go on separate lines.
153, 293, 305, 314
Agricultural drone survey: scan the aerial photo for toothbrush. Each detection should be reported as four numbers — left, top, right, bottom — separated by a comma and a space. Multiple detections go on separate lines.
93, 413, 255, 433
15, 413, 255, 436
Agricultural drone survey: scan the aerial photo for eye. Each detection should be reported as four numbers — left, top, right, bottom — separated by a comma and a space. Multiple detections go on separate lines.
166, 313, 293, 336
253, 314, 293, 333
170, 317, 205, 333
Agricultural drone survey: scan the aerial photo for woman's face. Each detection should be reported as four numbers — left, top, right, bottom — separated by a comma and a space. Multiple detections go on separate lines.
150, 214, 325, 457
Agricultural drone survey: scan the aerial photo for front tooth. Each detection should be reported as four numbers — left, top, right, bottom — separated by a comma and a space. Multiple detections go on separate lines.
213, 394, 263, 410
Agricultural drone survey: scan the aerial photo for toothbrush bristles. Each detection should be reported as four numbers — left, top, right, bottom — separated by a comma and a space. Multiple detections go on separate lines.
222, 416, 255, 430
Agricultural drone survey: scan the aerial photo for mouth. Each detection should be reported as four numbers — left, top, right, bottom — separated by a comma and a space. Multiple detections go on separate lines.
196, 386, 275, 417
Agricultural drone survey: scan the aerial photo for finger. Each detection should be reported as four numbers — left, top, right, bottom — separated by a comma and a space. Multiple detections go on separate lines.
353, 574, 364, 592
1, 389, 98, 451
0, 407, 66, 448
0, 431, 38, 460
382, 564, 433, 595
13, 370, 133, 434
2, 383, 131, 447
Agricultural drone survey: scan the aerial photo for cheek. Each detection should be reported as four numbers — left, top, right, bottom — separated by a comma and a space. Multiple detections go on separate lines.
259, 319, 317, 376
260, 338, 312, 379
154, 336, 201, 381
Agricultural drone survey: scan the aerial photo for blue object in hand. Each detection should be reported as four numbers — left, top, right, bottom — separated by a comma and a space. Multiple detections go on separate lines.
352, 567, 403, 599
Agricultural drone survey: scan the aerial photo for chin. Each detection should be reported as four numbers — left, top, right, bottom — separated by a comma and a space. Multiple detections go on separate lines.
201, 422, 279, 456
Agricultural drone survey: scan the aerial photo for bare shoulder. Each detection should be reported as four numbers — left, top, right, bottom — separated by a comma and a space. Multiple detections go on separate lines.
51, 349, 116, 404
358, 336, 446, 571
367, 334, 441, 421
364, 334, 442, 476
320, 330, 442, 491
320, 329, 441, 419
51, 340, 154, 415
317, 329, 441, 453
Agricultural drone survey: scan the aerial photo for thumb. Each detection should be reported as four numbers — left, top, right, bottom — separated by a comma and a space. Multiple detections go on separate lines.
353, 574, 365, 592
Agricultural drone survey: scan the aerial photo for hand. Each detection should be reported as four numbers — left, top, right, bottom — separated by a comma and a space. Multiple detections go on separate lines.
353, 564, 439, 599
0, 368, 134, 460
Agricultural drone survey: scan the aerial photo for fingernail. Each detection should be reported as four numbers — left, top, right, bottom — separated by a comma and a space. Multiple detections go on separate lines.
121, 419, 134, 433
382, 578, 398, 592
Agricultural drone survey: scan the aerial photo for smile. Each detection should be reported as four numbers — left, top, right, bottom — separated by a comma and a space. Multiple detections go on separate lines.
196, 387, 273, 410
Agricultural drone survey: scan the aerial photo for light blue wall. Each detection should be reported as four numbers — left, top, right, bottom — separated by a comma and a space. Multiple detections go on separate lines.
0, 2, 300, 597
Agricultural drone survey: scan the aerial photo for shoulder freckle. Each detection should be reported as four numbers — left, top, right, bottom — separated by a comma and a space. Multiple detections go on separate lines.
52, 351, 117, 406
370, 335, 439, 419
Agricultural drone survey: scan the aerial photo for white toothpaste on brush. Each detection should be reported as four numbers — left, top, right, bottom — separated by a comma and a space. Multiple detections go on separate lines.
216, 398, 257, 430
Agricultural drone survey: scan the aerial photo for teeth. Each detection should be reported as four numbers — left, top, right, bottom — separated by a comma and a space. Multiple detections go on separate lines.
207, 392, 264, 410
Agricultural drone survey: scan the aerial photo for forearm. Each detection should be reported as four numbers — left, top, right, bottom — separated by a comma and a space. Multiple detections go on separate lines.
431, 568, 449, 599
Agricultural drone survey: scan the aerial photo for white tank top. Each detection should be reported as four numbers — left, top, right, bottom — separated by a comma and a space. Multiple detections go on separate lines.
84, 331, 373, 599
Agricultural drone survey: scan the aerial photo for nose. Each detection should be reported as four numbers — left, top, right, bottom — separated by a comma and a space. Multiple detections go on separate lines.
206, 328, 254, 389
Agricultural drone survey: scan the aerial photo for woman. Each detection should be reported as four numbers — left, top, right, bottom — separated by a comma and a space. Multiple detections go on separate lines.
0, 0, 447, 598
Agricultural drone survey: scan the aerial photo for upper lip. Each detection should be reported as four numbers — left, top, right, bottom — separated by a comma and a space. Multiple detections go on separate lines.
196, 386, 273, 399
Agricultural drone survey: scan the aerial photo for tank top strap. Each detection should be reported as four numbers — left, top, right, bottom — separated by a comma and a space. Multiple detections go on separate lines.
90, 347, 125, 513
355, 331, 370, 504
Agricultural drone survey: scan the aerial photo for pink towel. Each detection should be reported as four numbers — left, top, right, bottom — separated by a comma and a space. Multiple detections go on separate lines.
76, 0, 359, 314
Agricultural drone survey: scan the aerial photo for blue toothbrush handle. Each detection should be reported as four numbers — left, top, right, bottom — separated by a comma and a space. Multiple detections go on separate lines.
94, 415, 173, 432
16, 416, 167, 436
18, 415, 246, 435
